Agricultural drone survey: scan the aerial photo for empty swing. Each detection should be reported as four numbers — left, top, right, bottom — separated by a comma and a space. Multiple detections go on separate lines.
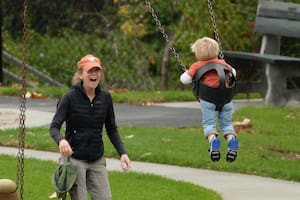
0, 0, 28, 200
144, 0, 236, 111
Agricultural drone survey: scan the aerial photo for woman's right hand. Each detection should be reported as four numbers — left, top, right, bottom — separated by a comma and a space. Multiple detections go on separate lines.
59, 139, 73, 157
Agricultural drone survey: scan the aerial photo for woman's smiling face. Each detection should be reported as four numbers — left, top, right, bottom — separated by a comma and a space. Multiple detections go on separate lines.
80, 67, 101, 89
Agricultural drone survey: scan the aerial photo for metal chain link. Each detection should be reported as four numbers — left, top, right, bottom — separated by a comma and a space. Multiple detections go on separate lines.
207, 0, 224, 59
144, 0, 187, 72
16, 0, 28, 199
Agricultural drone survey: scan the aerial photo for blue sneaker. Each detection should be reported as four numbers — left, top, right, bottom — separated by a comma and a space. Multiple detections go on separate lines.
226, 138, 238, 162
209, 138, 221, 162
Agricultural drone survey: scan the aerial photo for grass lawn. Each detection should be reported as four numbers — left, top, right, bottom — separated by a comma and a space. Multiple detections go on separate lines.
0, 86, 261, 103
0, 106, 299, 183
0, 155, 221, 200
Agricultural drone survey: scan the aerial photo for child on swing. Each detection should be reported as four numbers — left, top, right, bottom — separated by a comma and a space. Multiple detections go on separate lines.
180, 37, 238, 162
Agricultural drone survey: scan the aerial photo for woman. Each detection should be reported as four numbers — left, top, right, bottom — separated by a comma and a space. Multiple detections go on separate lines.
50, 54, 131, 200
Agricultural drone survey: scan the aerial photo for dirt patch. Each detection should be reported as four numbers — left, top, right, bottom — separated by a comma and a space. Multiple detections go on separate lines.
266, 147, 300, 160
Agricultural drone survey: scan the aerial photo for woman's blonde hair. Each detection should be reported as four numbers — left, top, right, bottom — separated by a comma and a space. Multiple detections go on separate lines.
71, 70, 82, 85
191, 37, 219, 61
71, 68, 104, 85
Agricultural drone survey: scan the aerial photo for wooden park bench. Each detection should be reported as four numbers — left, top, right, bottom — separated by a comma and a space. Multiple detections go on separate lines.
224, 0, 300, 106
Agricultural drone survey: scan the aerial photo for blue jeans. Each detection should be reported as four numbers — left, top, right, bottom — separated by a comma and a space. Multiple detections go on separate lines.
200, 100, 236, 138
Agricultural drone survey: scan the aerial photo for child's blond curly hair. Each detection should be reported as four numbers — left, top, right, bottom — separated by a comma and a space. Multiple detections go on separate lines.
191, 37, 219, 61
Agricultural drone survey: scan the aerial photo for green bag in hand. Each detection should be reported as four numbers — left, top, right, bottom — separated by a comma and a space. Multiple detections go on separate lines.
52, 157, 77, 200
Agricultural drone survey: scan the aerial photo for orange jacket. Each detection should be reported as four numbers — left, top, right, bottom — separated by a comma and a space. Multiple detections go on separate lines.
187, 58, 234, 87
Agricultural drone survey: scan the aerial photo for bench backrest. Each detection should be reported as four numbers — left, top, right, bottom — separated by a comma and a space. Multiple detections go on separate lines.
254, 0, 300, 39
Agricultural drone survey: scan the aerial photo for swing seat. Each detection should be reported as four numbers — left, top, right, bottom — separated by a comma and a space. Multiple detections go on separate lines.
0, 179, 19, 200
192, 62, 236, 111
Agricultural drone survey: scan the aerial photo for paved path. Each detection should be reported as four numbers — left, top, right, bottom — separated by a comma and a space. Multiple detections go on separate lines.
1, 96, 300, 200
0, 96, 272, 128
1, 146, 300, 200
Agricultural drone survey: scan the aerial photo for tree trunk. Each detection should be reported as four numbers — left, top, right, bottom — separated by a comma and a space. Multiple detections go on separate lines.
0, 7, 3, 85
160, 43, 170, 90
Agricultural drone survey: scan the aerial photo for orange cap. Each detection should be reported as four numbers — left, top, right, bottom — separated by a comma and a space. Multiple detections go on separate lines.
77, 54, 101, 71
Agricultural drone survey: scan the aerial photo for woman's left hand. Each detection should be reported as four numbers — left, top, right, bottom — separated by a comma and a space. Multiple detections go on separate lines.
120, 154, 131, 172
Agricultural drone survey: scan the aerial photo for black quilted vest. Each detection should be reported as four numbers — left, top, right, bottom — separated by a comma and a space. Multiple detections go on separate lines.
65, 84, 109, 161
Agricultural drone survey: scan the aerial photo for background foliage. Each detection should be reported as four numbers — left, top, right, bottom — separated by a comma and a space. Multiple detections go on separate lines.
2, 0, 300, 90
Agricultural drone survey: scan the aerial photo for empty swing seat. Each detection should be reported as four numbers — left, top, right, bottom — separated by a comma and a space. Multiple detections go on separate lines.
0, 179, 19, 200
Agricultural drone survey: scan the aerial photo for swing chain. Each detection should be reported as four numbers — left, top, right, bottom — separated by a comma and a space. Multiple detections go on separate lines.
16, 0, 28, 199
207, 0, 224, 59
144, 0, 187, 72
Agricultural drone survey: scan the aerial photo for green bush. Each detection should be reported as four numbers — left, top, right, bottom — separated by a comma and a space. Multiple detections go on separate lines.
2, 0, 300, 89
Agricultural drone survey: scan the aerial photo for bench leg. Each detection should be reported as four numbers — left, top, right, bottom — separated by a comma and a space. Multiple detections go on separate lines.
265, 64, 287, 106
